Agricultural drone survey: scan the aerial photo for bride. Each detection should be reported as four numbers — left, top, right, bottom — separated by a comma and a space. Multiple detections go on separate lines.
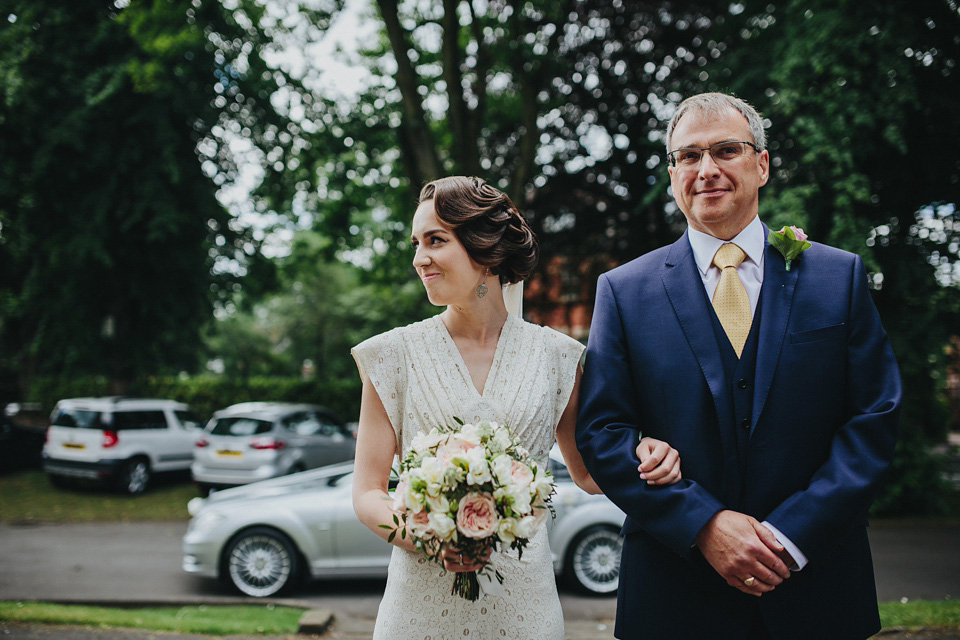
351, 176, 682, 639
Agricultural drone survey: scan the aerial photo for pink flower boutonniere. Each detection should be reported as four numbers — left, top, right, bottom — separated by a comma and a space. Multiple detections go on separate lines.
768, 226, 812, 271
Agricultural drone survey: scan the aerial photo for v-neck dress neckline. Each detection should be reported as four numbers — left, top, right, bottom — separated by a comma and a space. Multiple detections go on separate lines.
433, 313, 515, 398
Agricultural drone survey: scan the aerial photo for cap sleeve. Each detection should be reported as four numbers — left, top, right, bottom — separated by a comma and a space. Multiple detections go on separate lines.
543, 328, 585, 416
351, 329, 405, 448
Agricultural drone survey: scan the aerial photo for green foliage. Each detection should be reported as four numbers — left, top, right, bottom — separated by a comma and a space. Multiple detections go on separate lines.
26, 373, 362, 425
0, 0, 305, 390
709, 0, 960, 514
871, 426, 952, 517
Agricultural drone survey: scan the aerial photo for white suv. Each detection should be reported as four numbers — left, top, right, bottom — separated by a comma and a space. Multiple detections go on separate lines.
43, 397, 203, 494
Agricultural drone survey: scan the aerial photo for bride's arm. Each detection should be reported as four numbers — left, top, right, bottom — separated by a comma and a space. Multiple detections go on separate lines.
556, 366, 603, 494
557, 366, 682, 494
352, 372, 418, 553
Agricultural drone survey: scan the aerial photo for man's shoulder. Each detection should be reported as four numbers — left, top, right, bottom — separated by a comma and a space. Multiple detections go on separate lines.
602, 243, 677, 284
796, 241, 862, 270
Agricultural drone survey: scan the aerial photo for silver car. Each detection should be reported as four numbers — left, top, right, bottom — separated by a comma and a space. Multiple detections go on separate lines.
191, 402, 355, 494
182, 447, 625, 597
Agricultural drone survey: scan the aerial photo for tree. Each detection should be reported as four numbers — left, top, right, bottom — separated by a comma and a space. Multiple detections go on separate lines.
0, 0, 324, 393
702, 0, 960, 513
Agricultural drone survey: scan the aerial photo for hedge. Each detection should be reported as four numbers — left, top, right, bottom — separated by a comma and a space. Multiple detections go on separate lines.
25, 374, 362, 424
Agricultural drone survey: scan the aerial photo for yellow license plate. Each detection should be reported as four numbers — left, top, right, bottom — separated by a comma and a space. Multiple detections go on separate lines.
216, 450, 242, 457
63, 443, 86, 450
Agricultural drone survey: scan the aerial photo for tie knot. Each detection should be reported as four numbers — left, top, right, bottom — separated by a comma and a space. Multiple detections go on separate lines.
713, 243, 746, 270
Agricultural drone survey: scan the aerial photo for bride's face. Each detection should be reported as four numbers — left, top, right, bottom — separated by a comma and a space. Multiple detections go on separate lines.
411, 199, 486, 307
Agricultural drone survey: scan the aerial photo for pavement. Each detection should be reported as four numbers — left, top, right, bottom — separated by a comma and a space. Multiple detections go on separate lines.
1, 519, 959, 639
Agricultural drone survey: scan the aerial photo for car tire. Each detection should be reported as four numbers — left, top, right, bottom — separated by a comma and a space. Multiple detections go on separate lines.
224, 526, 301, 598
117, 457, 151, 495
564, 524, 622, 595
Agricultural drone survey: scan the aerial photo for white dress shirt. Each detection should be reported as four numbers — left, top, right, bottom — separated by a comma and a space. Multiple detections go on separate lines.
686, 215, 809, 571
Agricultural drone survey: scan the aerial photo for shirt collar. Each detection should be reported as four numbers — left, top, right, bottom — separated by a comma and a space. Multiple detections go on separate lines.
687, 216, 765, 276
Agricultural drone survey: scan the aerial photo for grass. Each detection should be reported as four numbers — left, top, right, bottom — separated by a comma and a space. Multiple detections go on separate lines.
1, 599, 958, 634
0, 601, 304, 635
0, 469, 196, 524
879, 599, 960, 628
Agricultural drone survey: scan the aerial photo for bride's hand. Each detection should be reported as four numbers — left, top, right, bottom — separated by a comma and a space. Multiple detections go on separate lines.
636, 437, 682, 485
441, 543, 492, 573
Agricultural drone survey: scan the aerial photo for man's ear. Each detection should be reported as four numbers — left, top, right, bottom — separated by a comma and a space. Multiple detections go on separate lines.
758, 149, 770, 187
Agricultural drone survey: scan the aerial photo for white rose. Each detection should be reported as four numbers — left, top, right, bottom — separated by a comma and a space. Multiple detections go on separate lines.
531, 465, 555, 501
507, 485, 533, 515
428, 511, 457, 541
492, 428, 512, 453
425, 493, 450, 517
458, 423, 482, 444
491, 454, 514, 484
410, 430, 445, 453
513, 514, 537, 539
420, 456, 445, 497
497, 517, 518, 544
465, 447, 492, 485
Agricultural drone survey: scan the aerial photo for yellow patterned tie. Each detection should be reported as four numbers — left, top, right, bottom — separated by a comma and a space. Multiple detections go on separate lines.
712, 243, 751, 358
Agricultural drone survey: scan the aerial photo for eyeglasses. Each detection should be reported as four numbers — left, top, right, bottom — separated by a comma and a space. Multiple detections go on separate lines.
667, 140, 759, 168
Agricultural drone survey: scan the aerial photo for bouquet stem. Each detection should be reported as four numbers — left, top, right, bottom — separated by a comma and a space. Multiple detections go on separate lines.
452, 571, 481, 601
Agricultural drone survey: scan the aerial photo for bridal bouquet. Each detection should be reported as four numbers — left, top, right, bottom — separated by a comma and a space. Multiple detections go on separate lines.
384, 418, 555, 601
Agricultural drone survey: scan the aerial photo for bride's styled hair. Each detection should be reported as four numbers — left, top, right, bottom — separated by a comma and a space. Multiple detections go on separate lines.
418, 176, 539, 285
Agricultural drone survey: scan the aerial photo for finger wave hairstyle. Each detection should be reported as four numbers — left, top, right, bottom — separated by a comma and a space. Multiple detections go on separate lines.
418, 176, 539, 285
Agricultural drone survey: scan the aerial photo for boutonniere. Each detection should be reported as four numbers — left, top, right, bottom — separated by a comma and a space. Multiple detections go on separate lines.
768, 226, 812, 271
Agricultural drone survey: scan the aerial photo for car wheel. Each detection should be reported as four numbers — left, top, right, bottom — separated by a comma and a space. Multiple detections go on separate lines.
118, 458, 151, 495
224, 526, 301, 598
564, 525, 622, 595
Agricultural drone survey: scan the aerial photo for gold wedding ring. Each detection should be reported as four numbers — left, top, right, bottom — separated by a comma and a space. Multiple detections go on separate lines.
743, 577, 756, 587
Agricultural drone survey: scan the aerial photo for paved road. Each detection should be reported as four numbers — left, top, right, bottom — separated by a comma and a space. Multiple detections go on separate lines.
1, 520, 958, 638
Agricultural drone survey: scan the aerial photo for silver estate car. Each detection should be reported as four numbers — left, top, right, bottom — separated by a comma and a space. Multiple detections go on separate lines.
182, 446, 625, 597
191, 402, 355, 494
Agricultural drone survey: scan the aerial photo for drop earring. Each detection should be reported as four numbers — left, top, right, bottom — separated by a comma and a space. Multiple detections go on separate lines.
476, 269, 489, 299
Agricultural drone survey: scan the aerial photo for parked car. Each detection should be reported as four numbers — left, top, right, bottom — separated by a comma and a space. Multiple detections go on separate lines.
1, 404, 46, 473
191, 402, 355, 494
182, 446, 624, 597
43, 397, 204, 494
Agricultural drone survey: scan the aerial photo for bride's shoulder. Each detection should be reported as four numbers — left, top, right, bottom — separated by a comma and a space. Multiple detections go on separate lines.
513, 317, 584, 357
354, 315, 439, 352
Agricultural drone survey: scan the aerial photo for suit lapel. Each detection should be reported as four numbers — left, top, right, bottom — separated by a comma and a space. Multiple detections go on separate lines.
661, 233, 726, 418
751, 231, 799, 428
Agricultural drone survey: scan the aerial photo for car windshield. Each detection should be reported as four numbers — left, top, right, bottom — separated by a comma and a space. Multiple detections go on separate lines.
50, 409, 102, 429
209, 417, 273, 436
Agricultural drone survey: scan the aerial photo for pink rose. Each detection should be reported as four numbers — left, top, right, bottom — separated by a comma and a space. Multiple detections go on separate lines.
780, 225, 808, 242
436, 436, 479, 464
509, 459, 534, 488
456, 493, 499, 539
408, 508, 433, 538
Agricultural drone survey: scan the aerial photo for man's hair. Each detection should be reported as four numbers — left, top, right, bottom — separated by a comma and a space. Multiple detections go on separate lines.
665, 92, 767, 153
418, 176, 539, 285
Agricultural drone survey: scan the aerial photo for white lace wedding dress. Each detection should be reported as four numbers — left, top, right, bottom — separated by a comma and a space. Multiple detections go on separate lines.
352, 313, 584, 640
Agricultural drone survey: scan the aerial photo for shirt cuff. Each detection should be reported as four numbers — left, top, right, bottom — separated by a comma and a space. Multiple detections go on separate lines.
761, 521, 809, 571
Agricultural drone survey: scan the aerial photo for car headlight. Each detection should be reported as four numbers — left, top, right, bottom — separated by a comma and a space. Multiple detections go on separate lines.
187, 510, 227, 537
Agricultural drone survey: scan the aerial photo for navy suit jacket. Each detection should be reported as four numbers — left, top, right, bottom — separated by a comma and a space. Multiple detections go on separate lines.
576, 228, 901, 640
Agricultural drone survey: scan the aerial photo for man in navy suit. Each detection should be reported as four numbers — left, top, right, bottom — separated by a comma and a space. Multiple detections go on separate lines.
576, 92, 901, 639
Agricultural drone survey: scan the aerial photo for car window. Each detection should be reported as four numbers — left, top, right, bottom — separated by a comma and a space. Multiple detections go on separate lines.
50, 409, 102, 429
210, 417, 273, 436
175, 411, 204, 431
315, 413, 348, 436
283, 412, 322, 436
112, 411, 167, 431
